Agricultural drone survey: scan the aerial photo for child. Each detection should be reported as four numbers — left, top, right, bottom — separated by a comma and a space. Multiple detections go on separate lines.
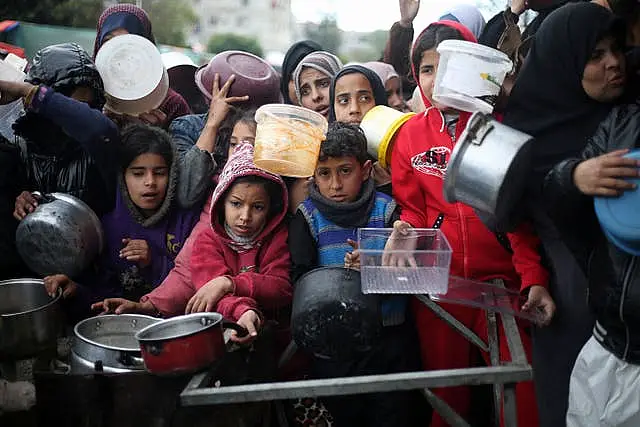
95, 143, 292, 341
543, 102, 640, 426
45, 124, 200, 319
293, 51, 343, 119
289, 122, 423, 427
328, 64, 387, 125
363, 61, 408, 112
390, 20, 555, 427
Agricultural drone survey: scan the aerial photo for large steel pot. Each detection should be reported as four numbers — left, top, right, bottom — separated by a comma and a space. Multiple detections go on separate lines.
16, 192, 103, 278
72, 314, 160, 373
443, 112, 534, 228
135, 313, 247, 375
0, 278, 62, 360
291, 267, 381, 361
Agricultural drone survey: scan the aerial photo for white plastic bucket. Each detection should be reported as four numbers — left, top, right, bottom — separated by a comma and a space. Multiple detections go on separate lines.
254, 104, 328, 177
434, 40, 512, 114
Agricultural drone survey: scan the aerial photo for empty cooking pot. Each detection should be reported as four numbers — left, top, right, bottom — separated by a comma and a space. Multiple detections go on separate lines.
72, 314, 160, 373
0, 278, 62, 360
443, 112, 533, 230
291, 267, 381, 360
135, 312, 247, 375
16, 192, 103, 278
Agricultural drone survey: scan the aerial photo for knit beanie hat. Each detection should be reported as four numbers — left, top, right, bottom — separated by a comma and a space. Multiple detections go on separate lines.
293, 51, 343, 105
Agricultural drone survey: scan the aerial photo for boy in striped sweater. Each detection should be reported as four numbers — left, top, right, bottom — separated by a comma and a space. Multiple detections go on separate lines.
288, 122, 424, 427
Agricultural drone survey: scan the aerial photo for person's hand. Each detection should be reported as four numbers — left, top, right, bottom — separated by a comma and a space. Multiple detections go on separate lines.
344, 239, 361, 270
138, 109, 168, 127
0, 80, 33, 105
372, 162, 392, 187
573, 149, 639, 197
206, 74, 250, 129
185, 276, 234, 314
120, 239, 151, 268
399, 0, 420, 27
382, 220, 418, 267
521, 285, 555, 326
91, 298, 156, 315
230, 310, 261, 344
13, 191, 38, 220
43, 274, 78, 298
510, 0, 527, 15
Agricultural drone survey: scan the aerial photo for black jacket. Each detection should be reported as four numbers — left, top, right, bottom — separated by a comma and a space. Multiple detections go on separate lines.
544, 102, 640, 363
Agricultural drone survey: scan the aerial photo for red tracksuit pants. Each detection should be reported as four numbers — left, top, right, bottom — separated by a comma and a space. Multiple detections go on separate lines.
411, 297, 539, 427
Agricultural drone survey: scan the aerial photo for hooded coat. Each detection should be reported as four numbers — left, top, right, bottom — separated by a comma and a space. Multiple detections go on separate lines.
94, 4, 192, 123
12, 43, 119, 217
99, 143, 201, 302
190, 143, 292, 321
390, 20, 545, 427
328, 64, 388, 123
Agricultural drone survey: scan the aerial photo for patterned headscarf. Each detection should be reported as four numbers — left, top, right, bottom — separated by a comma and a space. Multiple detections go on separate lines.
93, 3, 155, 58
293, 51, 343, 105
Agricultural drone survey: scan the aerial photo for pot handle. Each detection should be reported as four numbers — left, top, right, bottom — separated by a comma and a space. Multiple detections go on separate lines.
118, 352, 146, 368
466, 113, 494, 146
146, 342, 163, 356
222, 320, 249, 338
30, 191, 55, 204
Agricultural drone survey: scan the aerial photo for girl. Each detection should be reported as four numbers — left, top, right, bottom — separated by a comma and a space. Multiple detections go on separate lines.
390, 20, 555, 427
293, 51, 343, 119
94, 143, 291, 342
363, 61, 407, 112
328, 64, 387, 125
93, 3, 191, 126
45, 124, 200, 318
281, 40, 322, 105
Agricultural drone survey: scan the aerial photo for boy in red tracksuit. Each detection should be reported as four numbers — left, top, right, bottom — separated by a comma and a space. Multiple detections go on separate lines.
390, 20, 556, 427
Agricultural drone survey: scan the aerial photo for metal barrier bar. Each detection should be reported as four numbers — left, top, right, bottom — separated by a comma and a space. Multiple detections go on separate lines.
422, 388, 472, 427
180, 365, 531, 406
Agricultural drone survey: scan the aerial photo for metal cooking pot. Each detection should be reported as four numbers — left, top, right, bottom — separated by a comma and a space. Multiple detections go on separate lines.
72, 314, 160, 373
16, 192, 104, 278
0, 278, 62, 360
291, 267, 381, 360
135, 312, 247, 375
443, 112, 534, 228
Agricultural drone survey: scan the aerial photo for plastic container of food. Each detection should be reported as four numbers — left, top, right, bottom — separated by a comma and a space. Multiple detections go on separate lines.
358, 228, 452, 294
95, 34, 169, 116
253, 104, 328, 177
360, 105, 415, 168
434, 40, 512, 114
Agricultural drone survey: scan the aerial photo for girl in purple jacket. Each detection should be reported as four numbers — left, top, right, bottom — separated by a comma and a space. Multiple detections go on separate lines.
45, 124, 200, 320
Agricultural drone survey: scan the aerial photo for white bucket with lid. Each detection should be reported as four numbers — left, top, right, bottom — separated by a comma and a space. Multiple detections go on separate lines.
434, 40, 512, 114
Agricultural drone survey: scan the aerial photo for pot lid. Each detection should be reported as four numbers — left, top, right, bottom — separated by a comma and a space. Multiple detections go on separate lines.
594, 150, 640, 253
95, 34, 165, 101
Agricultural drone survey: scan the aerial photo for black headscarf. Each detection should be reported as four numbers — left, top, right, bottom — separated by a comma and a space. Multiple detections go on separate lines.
280, 40, 322, 104
328, 65, 388, 123
503, 2, 625, 184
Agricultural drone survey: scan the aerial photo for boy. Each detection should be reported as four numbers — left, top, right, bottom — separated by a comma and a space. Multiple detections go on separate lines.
288, 122, 423, 427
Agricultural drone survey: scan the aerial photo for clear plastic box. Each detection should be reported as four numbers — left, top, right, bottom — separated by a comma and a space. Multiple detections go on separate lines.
357, 228, 452, 294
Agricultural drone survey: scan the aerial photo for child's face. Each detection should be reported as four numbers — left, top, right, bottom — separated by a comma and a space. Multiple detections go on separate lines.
229, 121, 256, 158
385, 76, 406, 112
299, 68, 331, 118
418, 49, 455, 113
314, 156, 372, 203
333, 73, 376, 125
224, 182, 270, 238
124, 153, 169, 214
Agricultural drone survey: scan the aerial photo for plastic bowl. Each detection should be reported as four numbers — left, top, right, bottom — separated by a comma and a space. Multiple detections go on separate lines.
195, 50, 281, 107
360, 105, 415, 168
253, 104, 328, 177
95, 34, 168, 116
434, 40, 512, 114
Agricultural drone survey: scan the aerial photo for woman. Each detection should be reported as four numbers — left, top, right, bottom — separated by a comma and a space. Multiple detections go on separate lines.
503, 3, 627, 425
93, 3, 191, 126
293, 51, 343, 119
362, 61, 407, 112
280, 40, 322, 105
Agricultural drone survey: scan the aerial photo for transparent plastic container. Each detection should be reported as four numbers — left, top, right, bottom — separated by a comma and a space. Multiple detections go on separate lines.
358, 228, 452, 294
254, 104, 328, 177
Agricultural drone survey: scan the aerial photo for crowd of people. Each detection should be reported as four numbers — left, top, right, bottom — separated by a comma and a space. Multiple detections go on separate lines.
1, 0, 640, 425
